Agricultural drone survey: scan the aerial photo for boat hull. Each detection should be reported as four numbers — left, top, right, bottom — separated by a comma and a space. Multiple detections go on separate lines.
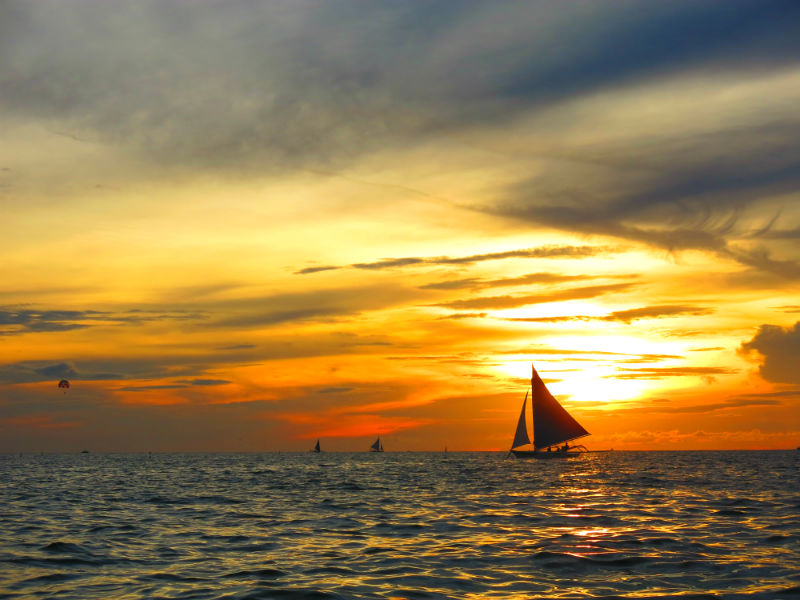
511, 449, 583, 459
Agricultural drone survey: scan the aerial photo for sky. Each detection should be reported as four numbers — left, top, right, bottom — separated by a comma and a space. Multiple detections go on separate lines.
1, 0, 799, 452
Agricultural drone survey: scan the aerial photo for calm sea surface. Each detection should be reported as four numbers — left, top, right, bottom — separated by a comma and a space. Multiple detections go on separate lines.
1, 451, 798, 599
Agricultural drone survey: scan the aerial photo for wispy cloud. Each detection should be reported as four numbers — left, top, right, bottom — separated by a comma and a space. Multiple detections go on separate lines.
438, 282, 635, 310
0, 307, 202, 336
609, 366, 738, 380
502, 304, 712, 324
421, 272, 635, 292
295, 245, 609, 275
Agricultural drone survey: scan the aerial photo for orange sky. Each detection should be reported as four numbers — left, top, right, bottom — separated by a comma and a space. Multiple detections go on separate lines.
1, 2, 799, 451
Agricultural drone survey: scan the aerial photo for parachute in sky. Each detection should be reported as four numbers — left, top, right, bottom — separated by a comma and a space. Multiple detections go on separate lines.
58, 379, 70, 393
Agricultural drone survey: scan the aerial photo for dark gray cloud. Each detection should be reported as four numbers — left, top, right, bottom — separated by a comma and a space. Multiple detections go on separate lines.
740, 321, 800, 383
492, 119, 800, 278
3, 1, 798, 171
760, 227, 800, 240
1, 283, 418, 353
438, 312, 489, 321
295, 245, 607, 275
0, 309, 99, 334
0, 328, 397, 385
33, 363, 78, 380
0, 307, 203, 336
217, 344, 257, 350
118, 385, 188, 392
0, 361, 121, 384
730, 388, 800, 400
5, 1, 795, 277
317, 387, 354, 394
187, 379, 232, 387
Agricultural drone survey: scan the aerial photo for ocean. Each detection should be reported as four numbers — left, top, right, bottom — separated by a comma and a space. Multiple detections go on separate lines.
1, 451, 798, 599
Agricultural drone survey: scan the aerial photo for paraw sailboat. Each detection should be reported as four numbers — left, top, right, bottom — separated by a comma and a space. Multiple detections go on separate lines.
510, 364, 589, 458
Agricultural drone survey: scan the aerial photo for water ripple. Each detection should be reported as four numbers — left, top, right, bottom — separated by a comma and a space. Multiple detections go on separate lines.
0, 451, 798, 599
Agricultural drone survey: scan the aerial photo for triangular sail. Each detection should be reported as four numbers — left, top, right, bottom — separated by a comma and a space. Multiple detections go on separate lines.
532, 366, 589, 449
314, 440, 320, 452
370, 437, 381, 451
511, 391, 531, 449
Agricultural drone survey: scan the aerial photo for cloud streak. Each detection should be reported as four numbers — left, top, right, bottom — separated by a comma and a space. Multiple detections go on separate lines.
439, 283, 635, 311
609, 367, 738, 380
295, 245, 610, 275
0, 307, 202, 336
502, 304, 713, 324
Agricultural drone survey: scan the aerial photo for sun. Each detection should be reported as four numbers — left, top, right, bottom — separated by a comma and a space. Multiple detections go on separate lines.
494, 332, 685, 406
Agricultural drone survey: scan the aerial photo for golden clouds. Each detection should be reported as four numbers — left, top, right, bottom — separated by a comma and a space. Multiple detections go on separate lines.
2, 1, 800, 450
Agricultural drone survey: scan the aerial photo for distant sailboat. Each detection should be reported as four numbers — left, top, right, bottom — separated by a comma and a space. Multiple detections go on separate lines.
510, 364, 589, 459
312, 439, 321, 453
369, 437, 384, 452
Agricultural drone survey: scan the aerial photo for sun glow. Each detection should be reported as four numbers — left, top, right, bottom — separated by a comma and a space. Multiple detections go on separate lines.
495, 332, 689, 405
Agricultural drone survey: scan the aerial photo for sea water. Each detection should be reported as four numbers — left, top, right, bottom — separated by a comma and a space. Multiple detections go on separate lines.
1, 451, 798, 599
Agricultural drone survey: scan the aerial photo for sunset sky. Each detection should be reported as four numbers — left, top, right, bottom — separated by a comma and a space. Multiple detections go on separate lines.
2, 1, 799, 452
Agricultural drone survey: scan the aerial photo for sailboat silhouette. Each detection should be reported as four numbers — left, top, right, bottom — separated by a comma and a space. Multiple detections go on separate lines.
510, 364, 589, 458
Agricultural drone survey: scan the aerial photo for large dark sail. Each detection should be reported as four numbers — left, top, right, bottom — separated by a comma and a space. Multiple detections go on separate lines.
531, 366, 589, 449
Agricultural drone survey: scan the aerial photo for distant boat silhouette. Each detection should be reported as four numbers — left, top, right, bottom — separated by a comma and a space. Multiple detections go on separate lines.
80, 450, 89, 454
369, 437, 384, 452
312, 439, 321, 453
509, 364, 589, 459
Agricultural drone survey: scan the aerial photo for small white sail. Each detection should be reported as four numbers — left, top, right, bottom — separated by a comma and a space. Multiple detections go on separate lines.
511, 391, 531, 449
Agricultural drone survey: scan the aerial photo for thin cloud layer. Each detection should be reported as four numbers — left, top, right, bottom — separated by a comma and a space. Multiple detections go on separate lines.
610, 367, 738, 380
503, 305, 713, 324
295, 246, 606, 275
3, 1, 798, 171
440, 283, 635, 311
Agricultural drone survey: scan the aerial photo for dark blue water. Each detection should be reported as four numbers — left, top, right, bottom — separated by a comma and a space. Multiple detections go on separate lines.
1, 451, 798, 599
